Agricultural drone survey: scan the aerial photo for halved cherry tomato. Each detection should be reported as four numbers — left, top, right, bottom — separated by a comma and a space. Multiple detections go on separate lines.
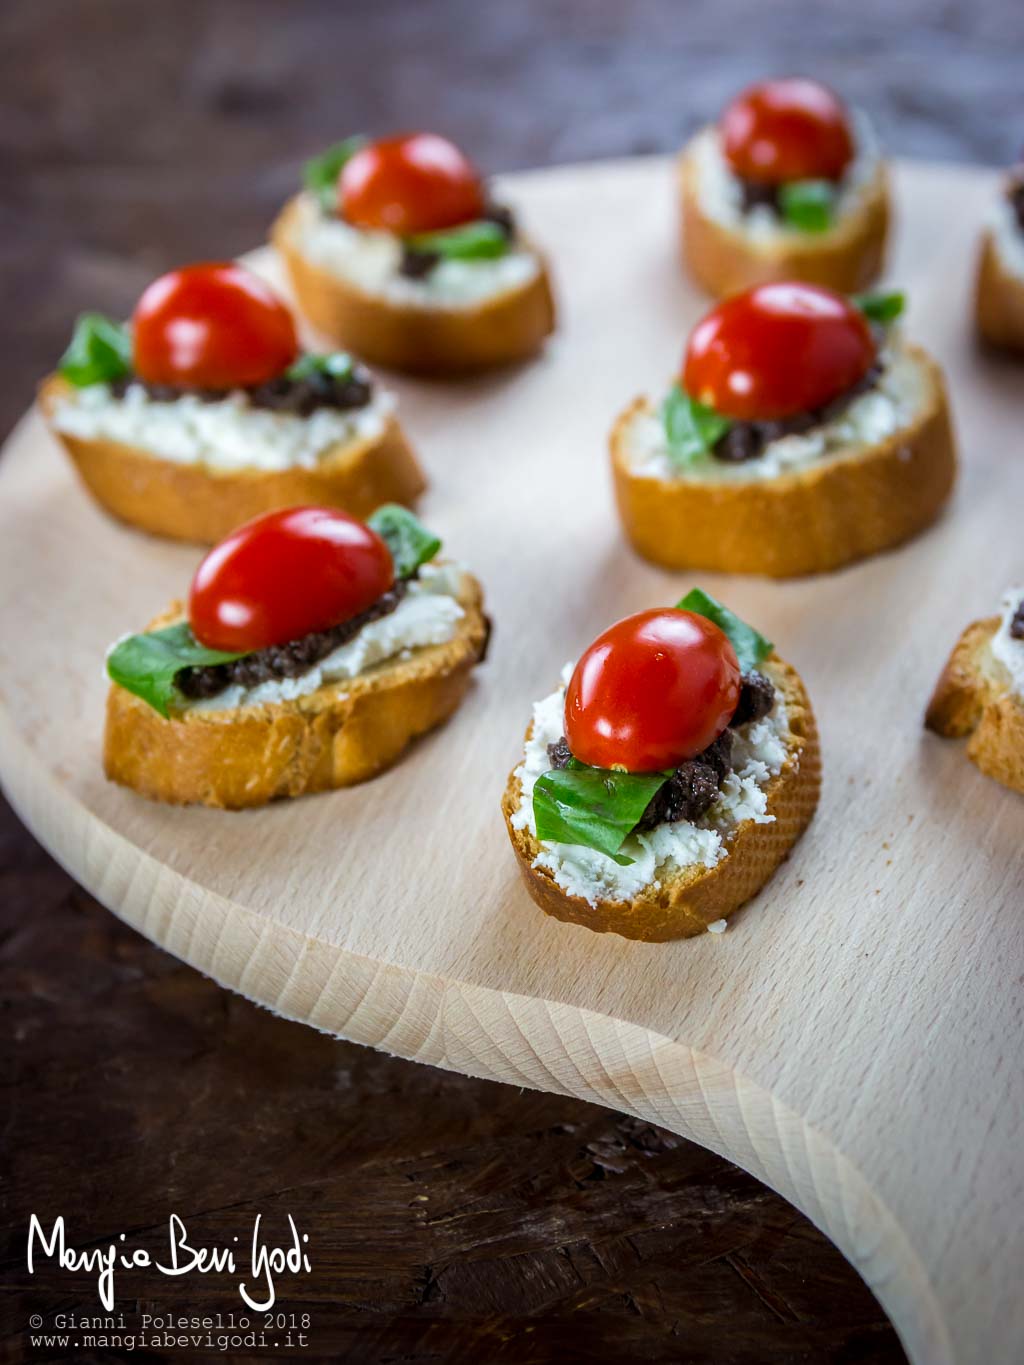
721, 78, 854, 184
683, 282, 875, 421
189, 506, 394, 653
339, 132, 486, 234
564, 609, 741, 773
132, 263, 298, 390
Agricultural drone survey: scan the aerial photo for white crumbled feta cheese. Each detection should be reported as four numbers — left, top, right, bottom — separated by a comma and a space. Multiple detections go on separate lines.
622, 345, 927, 483
290, 193, 541, 309
50, 381, 396, 473
990, 585, 1024, 700
990, 195, 1024, 281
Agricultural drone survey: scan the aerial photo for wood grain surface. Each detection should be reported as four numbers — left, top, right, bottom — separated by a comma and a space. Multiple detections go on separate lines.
2, 3, 1019, 1362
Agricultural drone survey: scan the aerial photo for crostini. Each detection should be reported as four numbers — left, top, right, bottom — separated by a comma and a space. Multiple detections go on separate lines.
104, 504, 488, 808
503, 592, 820, 940
42, 262, 424, 542
611, 282, 957, 577
925, 587, 1024, 796
679, 77, 889, 297
272, 132, 556, 375
975, 162, 1024, 353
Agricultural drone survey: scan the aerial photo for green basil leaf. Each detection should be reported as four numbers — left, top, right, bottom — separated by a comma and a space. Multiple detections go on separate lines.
304, 136, 366, 212
285, 351, 356, 382
58, 313, 132, 387
406, 220, 510, 261
778, 179, 835, 233
676, 588, 772, 673
106, 623, 246, 719
367, 504, 441, 579
533, 766, 667, 865
853, 290, 905, 325
661, 385, 732, 468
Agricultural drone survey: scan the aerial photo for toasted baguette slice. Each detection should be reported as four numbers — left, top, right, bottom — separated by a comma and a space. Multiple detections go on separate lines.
105, 575, 488, 808
611, 344, 956, 578
925, 616, 1024, 796
678, 137, 889, 297
975, 229, 1024, 354
39, 374, 425, 545
272, 195, 556, 376
502, 658, 820, 941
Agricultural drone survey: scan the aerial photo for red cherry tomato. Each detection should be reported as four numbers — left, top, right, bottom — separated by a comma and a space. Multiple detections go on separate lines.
721, 77, 854, 184
564, 609, 741, 773
683, 282, 875, 421
189, 507, 394, 653
339, 132, 486, 234
132, 263, 298, 390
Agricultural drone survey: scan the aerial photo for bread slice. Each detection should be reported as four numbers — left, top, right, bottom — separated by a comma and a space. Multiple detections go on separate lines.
610, 344, 956, 578
678, 138, 889, 297
925, 616, 1024, 796
104, 574, 488, 808
39, 374, 425, 545
502, 658, 820, 941
975, 229, 1024, 354
272, 195, 556, 376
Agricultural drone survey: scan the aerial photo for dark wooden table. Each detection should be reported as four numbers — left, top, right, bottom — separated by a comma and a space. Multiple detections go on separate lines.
2, 2, 1013, 1359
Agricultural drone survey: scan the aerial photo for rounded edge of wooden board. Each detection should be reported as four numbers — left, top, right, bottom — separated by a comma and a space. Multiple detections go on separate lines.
0, 707, 950, 1365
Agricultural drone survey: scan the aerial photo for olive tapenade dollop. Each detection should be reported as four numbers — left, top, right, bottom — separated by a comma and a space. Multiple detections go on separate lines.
109, 363, 374, 419
544, 670, 777, 831
177, 580, 409, 701
711, 361, 882, 464
1008, 170, 1024, 235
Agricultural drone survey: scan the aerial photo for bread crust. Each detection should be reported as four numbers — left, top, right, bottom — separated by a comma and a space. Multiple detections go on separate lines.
925, 615, 1024, 796
610, 344, 957, 578
975, 230, 1024, 354
104, 574, 488, 808
678, 136, 889, 297
502, 658, 821, 941
39, 374, 426, 544
271, 195, 556, 376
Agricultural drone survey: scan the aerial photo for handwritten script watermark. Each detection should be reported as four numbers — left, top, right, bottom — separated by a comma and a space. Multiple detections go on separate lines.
27, 1213, 312, 1311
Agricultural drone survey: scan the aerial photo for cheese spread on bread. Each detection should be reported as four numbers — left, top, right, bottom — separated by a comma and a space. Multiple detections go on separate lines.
622, 344, 928, 483
183, 562, 467, 713
689, 112, 881, 242
289, 193, 541, 308
991, 586, 1024, 698
990, 197, 1024, 281
49, 381, 396, 473
509, 662, 791, 906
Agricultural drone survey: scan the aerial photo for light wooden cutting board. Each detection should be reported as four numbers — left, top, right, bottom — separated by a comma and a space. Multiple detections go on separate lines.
1, 157, 1021, 1365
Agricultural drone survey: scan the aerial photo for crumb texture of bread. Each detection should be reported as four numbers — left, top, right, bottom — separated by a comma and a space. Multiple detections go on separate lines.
502, 658, 821, 941
39, 375, 425, 544
678, 145, 889, 297
272, 196, 556, 376
610, 344, 956, 578
926, 616, 1024, 796
104, 577, 488, 808
975, 230, 1024, 354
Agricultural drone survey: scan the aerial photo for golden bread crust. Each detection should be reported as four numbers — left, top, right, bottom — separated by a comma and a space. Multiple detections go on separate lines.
39, 374, 426, 544
104, 575, 488, 808
501, 658, 821, 941
610, 344, 957, 578
271, 195, 556, 376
